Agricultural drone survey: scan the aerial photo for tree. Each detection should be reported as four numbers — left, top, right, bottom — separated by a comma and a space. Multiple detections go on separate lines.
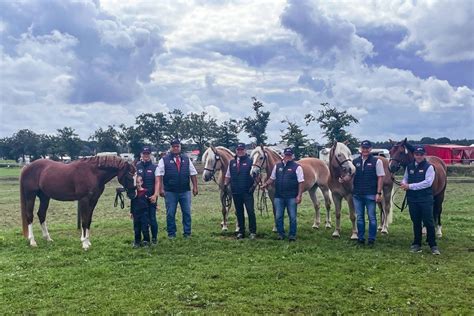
9, 129, 41, 161
166, 109, 188, 143
280, 119, 311, 159
0, 137, 14, 160
243, 97, 270, 145
90, 125, 120, 153
119, 124, 144, 159
135, 112, 169, 151
56, 127, 82, 159
214, 119, 241, 150
185, 112, 218, 161
305, 103, 359, 151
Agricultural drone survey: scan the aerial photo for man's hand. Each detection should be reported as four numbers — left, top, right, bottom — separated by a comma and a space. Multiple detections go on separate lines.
130, 213, 133, 219
193, 186, 198, 196
376, 194, 383, 203
400, 183, 409, 191
149, 194, 157, 203
296, 194, 302, 204
159, 188, 165, 197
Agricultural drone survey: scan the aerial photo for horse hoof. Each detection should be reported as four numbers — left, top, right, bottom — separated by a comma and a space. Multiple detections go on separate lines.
325, 223, 332, 229
377, 226, 382, 231
221, 227, 228, 232
381, 228, 388, 235
332, 231, 340, 238
46, 238, 54, 242
350, 234, 358, 240
272, 227, 278, 233
29, 239, 37, 247
312, 224, 320, 230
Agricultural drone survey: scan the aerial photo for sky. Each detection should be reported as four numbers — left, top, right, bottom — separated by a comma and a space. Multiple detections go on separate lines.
1, 0, 473, 144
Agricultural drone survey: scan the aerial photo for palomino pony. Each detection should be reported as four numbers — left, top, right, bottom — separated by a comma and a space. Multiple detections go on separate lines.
250, 146, 333, 230
202, 146, 236, 231
328, 142, 395, 238
388, 138, 447, 237
20, 156, 137, 250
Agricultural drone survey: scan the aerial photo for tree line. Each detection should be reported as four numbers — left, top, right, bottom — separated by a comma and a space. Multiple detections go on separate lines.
1, 98, 471, 162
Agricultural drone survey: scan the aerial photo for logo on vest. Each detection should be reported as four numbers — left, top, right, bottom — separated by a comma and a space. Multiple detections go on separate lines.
242, 163, 247, 166
170, 160, 174, 164
288, 169, 293, 171
138, 169, 143, 173
278, 167, 283, 172
233, 163, 236, 167
419, 170, 424, 173
147, 170, 153, 173
356, 163, 361, 167
409, 170, 415, 174
367, 163, 372, 166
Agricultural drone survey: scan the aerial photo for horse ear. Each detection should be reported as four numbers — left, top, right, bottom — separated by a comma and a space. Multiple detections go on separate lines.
260, 144, 264, 150
403, 137, 407, 144
389, 139, 394, 144
210, 145, 215, 151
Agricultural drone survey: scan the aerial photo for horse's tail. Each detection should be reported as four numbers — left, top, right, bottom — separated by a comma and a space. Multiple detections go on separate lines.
20, 169, 28, 237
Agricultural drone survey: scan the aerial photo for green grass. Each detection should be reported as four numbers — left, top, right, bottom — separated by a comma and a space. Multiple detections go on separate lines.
1, 169, 473, 314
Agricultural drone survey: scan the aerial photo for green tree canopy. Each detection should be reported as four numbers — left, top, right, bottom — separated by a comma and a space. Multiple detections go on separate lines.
243, 97, 270, 145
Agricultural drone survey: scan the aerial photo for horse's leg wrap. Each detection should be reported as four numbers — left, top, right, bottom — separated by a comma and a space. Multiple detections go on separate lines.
41, 222, 53, 242
28, 224, 37, 247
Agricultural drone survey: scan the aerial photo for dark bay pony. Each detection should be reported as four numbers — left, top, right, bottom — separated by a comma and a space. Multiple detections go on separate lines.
388, 138, 447, 237
20, 156, 136, 249
202, 146, 236, 231
250, 146, 333, 231
328, 142, 395, 238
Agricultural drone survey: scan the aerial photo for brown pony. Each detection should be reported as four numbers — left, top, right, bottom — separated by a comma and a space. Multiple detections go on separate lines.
20, 156, 137, 249
250, 146, 333, 230
388, 138, 447, 237
202, 146, 236, 231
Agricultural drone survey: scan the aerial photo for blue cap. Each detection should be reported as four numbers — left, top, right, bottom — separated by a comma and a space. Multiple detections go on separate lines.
170, 139, 181, 146
142, 146, 151, 153
236, 143, 246, 149
414, 146, 425, 154
360, 140, 372, 148
283, 147, 293, 155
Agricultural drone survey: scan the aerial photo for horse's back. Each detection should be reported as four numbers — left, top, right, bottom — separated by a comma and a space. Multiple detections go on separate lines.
427, 156, 447, 196
298, 157, 330, 186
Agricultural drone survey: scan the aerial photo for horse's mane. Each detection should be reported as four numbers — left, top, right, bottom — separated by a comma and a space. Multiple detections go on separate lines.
79, 156, 128, 169
216, 146, 234, 157
265, 147, 283, 159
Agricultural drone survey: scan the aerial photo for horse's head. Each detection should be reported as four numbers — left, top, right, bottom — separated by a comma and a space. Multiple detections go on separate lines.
117, 162, 137, 199
202, 146, 222, 182
250, 145, 267, 178
388, 138, 413, 173
330, 142, 356, 181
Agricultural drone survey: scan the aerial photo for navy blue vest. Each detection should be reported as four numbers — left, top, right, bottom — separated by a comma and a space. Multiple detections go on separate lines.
275, 160, 300, 199
406, 160, 433, 202
229, 155, 254, 194
136, 160, 157, 193
353, 155, 378, 196
163, 153, 191, 193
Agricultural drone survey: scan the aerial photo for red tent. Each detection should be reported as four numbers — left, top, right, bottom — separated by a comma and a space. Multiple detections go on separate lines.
424, 144, 474, 164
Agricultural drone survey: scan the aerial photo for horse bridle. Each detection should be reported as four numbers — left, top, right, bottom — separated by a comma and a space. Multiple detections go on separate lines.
252, 148, 268, 172
203, 148, 221, 182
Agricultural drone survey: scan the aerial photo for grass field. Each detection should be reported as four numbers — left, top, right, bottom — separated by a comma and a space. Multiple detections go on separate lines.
1, 168, 473, 314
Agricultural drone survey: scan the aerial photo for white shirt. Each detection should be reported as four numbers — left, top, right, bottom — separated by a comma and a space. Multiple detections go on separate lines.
155, 156, 198, 176
269, 162, 305, 183
401, 164, 435, 190
361, 157, 385, 177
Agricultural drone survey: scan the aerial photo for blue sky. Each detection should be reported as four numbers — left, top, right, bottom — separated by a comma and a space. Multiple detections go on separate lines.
0, 0, 473, 143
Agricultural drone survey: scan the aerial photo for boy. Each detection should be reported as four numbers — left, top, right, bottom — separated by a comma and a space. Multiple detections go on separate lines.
130, 176, 151, 248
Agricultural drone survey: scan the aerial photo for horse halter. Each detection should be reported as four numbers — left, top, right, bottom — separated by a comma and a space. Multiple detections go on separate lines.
252, 148, 268, 171
203, 148, 221, 181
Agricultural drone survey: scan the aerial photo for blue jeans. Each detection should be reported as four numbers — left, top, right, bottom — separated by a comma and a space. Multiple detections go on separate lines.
165, 191, 192, 237
148, 204, 158, 241
274, 197, 297, 238
353, 195, 377, 242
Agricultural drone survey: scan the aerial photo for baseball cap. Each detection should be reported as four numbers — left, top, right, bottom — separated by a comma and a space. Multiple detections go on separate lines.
283, 147, 294, 156
360, 140, 372, 148
414, 146, 425, 154
236, 143, 246, 150
170, 139, 181, 146
142, 146, 151, 154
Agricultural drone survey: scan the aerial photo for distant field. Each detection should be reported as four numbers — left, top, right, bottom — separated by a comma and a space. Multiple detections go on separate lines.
0, 167, 473, 314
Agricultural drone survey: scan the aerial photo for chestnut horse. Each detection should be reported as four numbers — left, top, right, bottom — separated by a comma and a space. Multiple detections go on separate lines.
250, 146, 333, 231
388, 138, 447, 237
20, 156, 137, 250
202, 146, 236, 231
328, 142, 395, 238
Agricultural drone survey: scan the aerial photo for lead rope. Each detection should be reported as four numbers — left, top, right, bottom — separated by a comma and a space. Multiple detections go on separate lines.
114, 187, 126, 209
391, 175, 407, 212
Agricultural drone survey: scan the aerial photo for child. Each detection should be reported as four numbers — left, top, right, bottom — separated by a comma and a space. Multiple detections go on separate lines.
130, 176, 151, 248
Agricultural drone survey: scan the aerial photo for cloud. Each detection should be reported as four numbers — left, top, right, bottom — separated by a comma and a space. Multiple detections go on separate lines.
0, 0, 165, 104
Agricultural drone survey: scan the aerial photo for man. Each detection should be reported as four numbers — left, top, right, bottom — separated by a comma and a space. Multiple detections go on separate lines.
136, 146, 158, 244
352, 140, 384, 246
152, 139, 198, 239
224, 143, 256, 239
401, 146, 440, 255
262, 147, 304, 241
